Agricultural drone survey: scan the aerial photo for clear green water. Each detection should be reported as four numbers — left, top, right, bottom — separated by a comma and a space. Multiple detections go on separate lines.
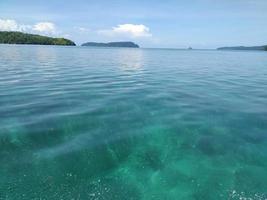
0, 45, 267, 200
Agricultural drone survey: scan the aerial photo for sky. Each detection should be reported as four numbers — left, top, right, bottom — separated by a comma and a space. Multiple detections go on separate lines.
0, 0, 267, 48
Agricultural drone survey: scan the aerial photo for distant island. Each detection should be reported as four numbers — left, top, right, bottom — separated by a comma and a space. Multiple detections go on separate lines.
0, 31, 76, 46
217, 45, 267, 51
82, 41, 139, 48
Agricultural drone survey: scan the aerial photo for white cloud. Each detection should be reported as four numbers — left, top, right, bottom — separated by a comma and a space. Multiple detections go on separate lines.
0, 19, 57, 35
74, 27, 91, 34
0, 19, 18, 31
0, 19, 31, 32
33, 22, 56, 34
99, 24, 152, 38
78, 27, 90, 32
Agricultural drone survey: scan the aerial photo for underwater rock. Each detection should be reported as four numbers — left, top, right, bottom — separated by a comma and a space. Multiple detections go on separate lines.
196, 136, 226, 156
241, 129, 267, 144
138, 148, 164, 171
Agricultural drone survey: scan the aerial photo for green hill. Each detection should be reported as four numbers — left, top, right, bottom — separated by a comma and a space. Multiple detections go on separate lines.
0, 31, 76, 46
217, 45, 267, 51
82, 41, 139, 48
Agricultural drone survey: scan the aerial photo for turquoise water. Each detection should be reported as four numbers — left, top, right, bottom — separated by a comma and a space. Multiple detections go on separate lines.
0, 45, 267, 200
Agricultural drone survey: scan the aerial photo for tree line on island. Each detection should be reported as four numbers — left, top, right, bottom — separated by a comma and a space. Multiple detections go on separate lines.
0, 31, 76, 46
217, 45, 267, 51
0, 31, 139, 48
0, 31, 266, 50
81, 42, 139, 48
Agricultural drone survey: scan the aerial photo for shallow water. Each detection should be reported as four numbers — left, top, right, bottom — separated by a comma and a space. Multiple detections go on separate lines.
0, 45, 267, 200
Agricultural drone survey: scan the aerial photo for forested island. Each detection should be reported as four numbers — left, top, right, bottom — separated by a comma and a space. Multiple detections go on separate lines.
217, 45, 267, 51
82, 41, 139, 48
0, 31, 76, 46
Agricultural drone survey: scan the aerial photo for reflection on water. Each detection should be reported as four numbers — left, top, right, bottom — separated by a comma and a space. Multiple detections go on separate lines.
0, 45, 267, 200
0, 44, 22, 62
116, 48, 144, 72
35, 46, 58, 64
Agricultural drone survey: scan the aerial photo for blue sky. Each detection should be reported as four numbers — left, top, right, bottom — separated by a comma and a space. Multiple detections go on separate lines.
0, 0, 267, 48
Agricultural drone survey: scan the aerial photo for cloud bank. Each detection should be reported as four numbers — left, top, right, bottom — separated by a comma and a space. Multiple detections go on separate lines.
99, 24, 152, 38
0, 20, 152, 45
32, 22, 56, 34
0, 19, 56, 35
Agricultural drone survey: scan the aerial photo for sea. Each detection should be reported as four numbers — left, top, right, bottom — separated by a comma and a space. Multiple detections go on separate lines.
0, 45, 267, 200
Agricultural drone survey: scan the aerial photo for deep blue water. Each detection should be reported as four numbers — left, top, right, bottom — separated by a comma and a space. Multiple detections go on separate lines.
0, 45, 267, 200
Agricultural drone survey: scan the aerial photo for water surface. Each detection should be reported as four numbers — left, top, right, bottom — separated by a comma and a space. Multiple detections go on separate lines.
0, 45, 267, 199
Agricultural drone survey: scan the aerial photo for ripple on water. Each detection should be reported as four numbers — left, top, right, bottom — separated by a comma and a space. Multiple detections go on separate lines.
1, 46, 267, 199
